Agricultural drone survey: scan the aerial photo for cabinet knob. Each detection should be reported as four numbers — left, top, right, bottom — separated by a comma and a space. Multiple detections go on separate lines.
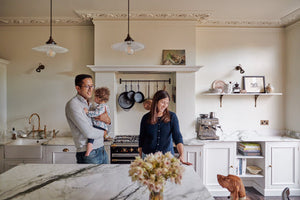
269, 165, 272, 168
230, 165, 234, 168
62, 148, 69, 152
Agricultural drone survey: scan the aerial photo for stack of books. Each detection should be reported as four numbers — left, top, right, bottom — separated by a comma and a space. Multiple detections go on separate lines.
238, 142, 261, 156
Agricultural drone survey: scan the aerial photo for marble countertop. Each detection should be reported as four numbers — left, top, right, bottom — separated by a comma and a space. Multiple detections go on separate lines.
184, 131, 300, 145
0, 136, 112, 146
0, 164, 213, 200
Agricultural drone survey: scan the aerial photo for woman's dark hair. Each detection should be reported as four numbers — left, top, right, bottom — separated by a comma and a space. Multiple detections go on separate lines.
149, 90, 170, 124
75, 74, 92, 87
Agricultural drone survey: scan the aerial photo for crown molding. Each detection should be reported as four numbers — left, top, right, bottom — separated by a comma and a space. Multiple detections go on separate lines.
75, 10, 211, 22
0, 9, 299, 27
281, 8, 300, 27
198, 19, 282, 28
0, 17, 91, 26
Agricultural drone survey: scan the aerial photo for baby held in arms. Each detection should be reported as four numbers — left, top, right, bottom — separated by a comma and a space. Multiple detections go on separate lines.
84, 87, 111, 156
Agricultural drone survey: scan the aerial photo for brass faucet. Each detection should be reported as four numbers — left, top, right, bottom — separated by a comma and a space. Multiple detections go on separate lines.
28, 113, 47, 138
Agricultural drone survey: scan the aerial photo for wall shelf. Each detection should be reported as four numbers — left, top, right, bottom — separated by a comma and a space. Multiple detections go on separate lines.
87, 65, 203, 72
202, 93, 283, 107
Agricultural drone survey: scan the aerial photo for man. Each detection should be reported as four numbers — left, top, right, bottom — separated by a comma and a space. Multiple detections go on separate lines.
65, 74, 111, 164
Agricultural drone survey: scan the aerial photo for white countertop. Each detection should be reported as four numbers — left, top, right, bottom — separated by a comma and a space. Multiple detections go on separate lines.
0, 164, 213, 200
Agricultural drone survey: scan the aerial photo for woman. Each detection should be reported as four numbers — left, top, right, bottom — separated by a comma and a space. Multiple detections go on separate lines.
138, 90, 186, 163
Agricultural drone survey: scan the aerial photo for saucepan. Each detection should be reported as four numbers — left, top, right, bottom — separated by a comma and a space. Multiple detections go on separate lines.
118, 82, 135, 109
134, 81, 144, 103
143, 81, 152, 110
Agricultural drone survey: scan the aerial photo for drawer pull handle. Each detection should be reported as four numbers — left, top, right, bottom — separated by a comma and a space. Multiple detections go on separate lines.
63, 148, 69, 152
230, 165, 233, 168
269, 165, 272, 168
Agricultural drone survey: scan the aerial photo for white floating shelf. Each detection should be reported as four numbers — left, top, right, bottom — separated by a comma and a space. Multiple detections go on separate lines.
87, 65, 203, 72
202, 92, 283, 107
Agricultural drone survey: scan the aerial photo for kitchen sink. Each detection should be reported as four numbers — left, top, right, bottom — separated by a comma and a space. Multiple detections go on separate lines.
5, 138, 49, 159
7, 138, 48, 145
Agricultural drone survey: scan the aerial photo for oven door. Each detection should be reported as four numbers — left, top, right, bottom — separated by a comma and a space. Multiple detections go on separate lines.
110, 145, 138, 164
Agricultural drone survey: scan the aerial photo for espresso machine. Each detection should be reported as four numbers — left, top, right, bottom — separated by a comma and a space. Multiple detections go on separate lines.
196, 112, 221, 140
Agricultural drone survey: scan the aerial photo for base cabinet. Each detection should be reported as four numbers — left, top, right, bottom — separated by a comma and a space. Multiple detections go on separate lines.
184, 140, 300, 197
184, 145, 203, 178
45, 146, 77, 164
202, 142, 236, 196
261, 142, 300, 196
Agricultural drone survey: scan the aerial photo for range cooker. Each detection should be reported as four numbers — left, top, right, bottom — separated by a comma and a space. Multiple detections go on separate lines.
110, 135, 139, 164
110, 135, 179, 164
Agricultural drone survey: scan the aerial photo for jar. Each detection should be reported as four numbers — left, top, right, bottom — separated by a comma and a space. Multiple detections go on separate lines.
233, 82, 241, 93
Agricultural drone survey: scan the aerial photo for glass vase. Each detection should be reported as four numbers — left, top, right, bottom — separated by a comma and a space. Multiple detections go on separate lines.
149, 190, 163, 200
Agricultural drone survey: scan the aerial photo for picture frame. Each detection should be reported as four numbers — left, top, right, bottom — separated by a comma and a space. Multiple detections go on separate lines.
161, 50, 186, 65
243, 76, 265, 93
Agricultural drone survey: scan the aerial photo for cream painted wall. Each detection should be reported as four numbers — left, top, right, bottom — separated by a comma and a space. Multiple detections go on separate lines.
93, 20, 196, 65
195, 27, 285, 135
0, 26, 94, 134
0, 23, 291, 137
0, 59, 9, 131
93, 20, 196, 136
285, 21, 300, 132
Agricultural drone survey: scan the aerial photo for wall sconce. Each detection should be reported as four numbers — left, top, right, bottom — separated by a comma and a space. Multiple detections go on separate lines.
36, 63, 45, 72
235, 64, 245, 74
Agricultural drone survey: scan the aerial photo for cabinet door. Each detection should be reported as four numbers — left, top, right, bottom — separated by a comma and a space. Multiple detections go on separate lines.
45, 146, 77, 164
203, 142, 236, 189
266, 142, 299, 189
184, 145, 202, 177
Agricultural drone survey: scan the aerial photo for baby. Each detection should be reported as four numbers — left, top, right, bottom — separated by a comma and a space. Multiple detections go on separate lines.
84, 87, 110, 157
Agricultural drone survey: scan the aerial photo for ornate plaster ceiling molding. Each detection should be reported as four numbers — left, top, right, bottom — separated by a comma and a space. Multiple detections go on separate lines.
74, 10, 211, 22
0, 17, 91, 26
198, 19, 282, 27
281, 8, 300, 27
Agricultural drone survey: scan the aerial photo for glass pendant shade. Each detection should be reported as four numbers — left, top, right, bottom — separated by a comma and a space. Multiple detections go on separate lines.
111, 0, 144, 55
32, 0, 68, 57
111, 34, 144, 55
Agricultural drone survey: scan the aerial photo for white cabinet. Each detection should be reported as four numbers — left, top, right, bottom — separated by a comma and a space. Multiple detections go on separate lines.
0, 146, 4, 173
184, 145, 203, 178
44, 144, 111, 164
263, 142, 300, 196
45, 145, 77, 164
202, 142, 236, 196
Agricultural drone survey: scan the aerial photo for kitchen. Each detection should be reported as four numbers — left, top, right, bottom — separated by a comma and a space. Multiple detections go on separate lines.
0, 0, 300, 199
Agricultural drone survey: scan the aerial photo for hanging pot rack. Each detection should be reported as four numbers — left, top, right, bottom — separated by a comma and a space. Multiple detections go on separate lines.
119, 78, 171, 84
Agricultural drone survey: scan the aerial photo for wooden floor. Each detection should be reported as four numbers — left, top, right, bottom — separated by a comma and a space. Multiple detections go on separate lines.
214, 187, 300, 200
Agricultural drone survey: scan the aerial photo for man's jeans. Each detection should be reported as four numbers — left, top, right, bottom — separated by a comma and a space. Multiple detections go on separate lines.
76, 146, 108, 164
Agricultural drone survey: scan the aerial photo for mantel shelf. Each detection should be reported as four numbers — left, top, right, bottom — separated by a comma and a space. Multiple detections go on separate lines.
202, 92, 283, 107
87, 65, 203, 72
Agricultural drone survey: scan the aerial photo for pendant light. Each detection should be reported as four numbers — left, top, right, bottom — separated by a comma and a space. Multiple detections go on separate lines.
111, 0, 144, 55
32, 0, 68, 57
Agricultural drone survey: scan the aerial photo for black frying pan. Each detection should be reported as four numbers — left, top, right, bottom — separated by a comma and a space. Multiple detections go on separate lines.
127, 81, 135, 101
134, 81, 144, 103
118, 83, 135, 109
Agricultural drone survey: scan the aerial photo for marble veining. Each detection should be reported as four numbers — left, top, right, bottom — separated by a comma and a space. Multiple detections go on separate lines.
0, 164, 213, 200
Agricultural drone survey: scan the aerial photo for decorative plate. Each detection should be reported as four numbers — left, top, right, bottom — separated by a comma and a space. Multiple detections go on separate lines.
212, 80, 226, 93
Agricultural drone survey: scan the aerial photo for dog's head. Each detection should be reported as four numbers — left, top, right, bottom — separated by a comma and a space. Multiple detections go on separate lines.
217, 174, 245, 194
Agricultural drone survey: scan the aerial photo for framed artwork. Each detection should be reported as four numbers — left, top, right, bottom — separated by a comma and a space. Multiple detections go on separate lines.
243, 76, 265, 93
161, 50, 186, 65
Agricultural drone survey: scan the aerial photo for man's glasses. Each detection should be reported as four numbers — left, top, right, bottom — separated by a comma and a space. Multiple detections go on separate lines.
81, 85, 95, 90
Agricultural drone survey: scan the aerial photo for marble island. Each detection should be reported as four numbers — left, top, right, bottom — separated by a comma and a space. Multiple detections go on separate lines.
0, 164, 213, 200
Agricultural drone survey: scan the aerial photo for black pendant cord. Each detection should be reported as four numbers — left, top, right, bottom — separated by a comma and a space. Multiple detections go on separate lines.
127, 0, 130, 36
50, 0, 52, 38
46, 0, 56, 44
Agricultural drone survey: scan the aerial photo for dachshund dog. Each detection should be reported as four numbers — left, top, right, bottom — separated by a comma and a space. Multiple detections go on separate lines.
217, 174, 247, 200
